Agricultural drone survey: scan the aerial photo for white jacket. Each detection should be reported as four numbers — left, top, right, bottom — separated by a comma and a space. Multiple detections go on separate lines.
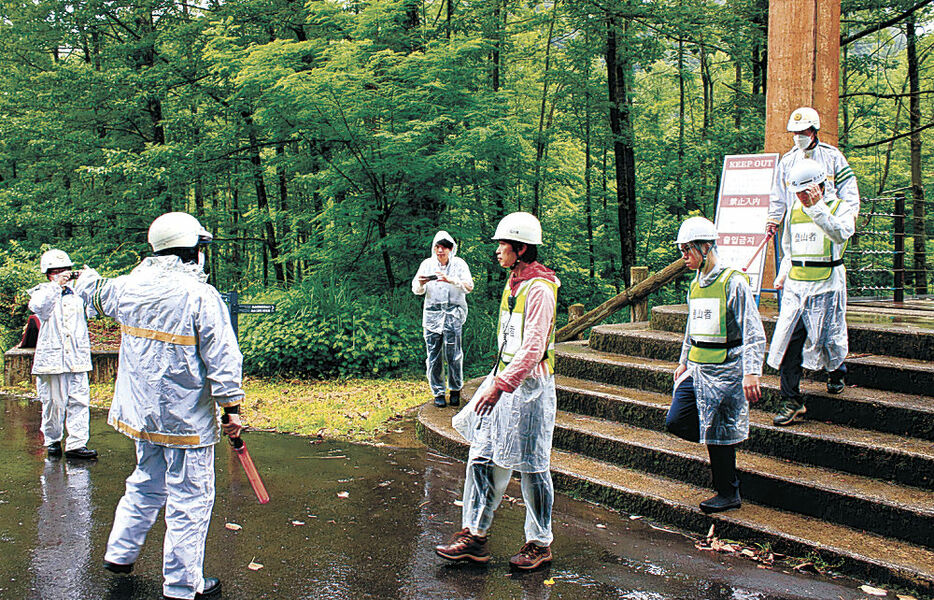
75, 256, 244, 448
28, 282, 93, 375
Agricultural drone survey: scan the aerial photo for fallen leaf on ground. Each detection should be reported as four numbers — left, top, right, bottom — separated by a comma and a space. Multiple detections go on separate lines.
225, 523, 242, 531
453, 500, 463, 507
248, 559, 263, 571
337, 491, 350, 499
896, 594, 917, 600
629, 515, 643, 520
291, 520, 305, 526
543, 578, 555, 586
595, 524, 607, 529
859, 585, 888, 596
741, 549, 756, 557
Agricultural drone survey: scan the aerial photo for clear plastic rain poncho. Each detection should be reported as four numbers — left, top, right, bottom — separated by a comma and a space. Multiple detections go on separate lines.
767, 187, 859, 372
453, 270, 559, 473
678, 262, 766, 445
411, 231, 473, 334
74, 256, 244, 448
767, 142, 860, 226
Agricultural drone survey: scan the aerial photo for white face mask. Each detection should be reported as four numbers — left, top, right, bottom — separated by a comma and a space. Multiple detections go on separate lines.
793, 133, 812, 151
197, 251, 205, 270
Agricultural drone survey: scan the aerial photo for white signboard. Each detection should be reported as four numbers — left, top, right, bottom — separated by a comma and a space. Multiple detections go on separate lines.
714, 153, 779, 294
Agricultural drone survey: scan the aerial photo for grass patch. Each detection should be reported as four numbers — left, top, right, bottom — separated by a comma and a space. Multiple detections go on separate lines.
85, 376, 432, 441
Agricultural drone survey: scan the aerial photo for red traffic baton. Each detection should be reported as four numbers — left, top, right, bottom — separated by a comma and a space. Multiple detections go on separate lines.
742, 230, 775, 273
222, 414, 270, 504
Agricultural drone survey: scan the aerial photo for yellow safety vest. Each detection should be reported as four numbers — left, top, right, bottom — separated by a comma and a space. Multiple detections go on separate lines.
687, 268, 746, 364
789, 195, 847, 281
497, 277, 558, 374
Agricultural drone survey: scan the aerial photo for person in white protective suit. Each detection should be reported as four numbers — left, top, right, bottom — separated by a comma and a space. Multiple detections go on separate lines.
28, 249, 98, 460
665, 217, 765, 513
766, 107, 859, 237
437, 212, 560, 571
767, 159, 859, 426
412, 231, 474, 408
73, 212, 243, 600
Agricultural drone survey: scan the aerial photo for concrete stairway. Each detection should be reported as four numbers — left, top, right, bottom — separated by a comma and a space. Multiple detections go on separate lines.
417, 304, 934, 594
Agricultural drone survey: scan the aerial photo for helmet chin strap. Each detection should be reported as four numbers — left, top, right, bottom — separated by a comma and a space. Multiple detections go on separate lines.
693, 241, 713, 271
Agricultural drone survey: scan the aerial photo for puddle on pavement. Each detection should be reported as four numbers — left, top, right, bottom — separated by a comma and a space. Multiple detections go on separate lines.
0, 395, 874, 600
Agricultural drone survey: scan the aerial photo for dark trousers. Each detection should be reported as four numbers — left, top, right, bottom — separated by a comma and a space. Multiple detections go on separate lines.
779, 315, 846, 405
666, 376, 739, 496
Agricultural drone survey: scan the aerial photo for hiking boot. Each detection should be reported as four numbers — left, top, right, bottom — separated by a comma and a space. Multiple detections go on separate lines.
435, 528, 490, 563
827, 373, 845, 394
103, 560, 133, 574
164, 577, 221, 599
449, 390, 461, 407
433, 395, 447, 408
509, 542, 552, 570
47, 441, 62, 458
700, 490, 741, 514
64, 446, 98, 460
772, 401, 806, 426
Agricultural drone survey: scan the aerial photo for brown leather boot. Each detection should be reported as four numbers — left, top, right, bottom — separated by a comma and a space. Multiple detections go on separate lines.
435, 528, 490, 563
509, 542, 552, 570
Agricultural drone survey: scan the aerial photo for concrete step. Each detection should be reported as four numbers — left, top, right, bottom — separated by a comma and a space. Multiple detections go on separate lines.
416, 402, 934, 594
556, 342, 934, 443
555, 375, 934, 491
650, 304, 934, 362
551, 410, 934, 549
588, 323, 934, 397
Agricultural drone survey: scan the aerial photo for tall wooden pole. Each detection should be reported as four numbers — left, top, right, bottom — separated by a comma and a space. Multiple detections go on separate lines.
761, 0, 841, 290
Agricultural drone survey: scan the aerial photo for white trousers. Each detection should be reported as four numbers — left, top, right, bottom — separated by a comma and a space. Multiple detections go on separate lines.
36, 372, 90, 451
461, 457, 554, 546
105, 441, 215, 600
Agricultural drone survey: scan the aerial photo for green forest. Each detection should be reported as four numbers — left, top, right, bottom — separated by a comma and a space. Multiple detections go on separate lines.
1, 0, 932, 377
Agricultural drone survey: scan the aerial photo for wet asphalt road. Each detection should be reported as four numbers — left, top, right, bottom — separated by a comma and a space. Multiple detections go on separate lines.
0, 395, 874, 600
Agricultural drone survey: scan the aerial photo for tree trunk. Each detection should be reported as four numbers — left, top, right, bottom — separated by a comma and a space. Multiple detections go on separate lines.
907, 13, 927, 294
244, 113, 285, 284
531, 0, 560, 216
606, 16, 637, 286
276, 143, 292, 284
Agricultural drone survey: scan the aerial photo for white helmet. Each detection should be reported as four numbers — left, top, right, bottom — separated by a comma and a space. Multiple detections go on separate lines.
676, 217, 718, 245
788, 159, 826, 192
40, 249, 73, 274
787, 106, 821, 132
492, 212, 542, 245
148, 212, 213, 252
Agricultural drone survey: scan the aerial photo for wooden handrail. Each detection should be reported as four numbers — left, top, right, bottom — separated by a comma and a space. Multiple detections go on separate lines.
556, 258, 688, 342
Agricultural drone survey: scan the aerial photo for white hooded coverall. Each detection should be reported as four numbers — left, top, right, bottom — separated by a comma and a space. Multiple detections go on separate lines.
75, 256, 243, 600
28, 281, 94, 451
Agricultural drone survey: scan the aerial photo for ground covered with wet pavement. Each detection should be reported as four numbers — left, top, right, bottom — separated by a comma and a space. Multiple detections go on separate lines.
0, 396, 880, 600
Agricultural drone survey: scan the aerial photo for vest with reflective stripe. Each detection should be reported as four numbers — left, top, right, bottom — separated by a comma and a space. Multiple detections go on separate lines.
687, 268, 746, 364
497, 277, 558, 374
789, 195, 846, 281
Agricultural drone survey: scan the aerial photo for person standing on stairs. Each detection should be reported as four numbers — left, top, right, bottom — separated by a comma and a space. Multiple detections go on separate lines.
412, 231, 474, 408
666, 216, 766, 514
767, 158, 859, 426
437, 212, 560, 570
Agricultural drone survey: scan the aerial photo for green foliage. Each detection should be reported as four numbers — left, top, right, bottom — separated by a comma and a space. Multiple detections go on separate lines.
0, 244, 42, 349
238, 277, 425, 377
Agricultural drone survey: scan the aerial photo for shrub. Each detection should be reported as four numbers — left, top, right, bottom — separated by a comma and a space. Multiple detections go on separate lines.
0, 245, 43, 349
238, 280, 425, 378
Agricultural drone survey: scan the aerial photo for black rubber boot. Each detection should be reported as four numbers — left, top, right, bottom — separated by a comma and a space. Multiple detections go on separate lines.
449, 390, 461, 407
103, 560, 133, 574
64, 446, 98, 460
164, 577, 221, 599
433, 395, 446, 408
827, 369, 845, 394
701, 444, 741, 514
47, 441, 62, 457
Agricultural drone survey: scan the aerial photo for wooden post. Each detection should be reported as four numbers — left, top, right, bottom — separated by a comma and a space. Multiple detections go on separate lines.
630, 267, 649, 322
567, 304, 586, 340
761, 0, 841, 291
